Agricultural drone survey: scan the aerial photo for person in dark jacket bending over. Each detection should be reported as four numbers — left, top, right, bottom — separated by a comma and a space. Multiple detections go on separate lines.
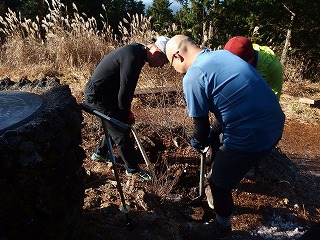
166, 35, 285, 239
84, 36, 170, 181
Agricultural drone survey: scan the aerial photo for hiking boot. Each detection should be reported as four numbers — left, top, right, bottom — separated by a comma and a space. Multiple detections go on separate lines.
189, 220, 231, 240
91, 152, 113, 162
126, 168, 152, 182
205, 186, 214, 209
212, 220, 231, 240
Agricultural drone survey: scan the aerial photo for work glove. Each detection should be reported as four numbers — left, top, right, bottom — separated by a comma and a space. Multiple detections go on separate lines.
190, 137, 209, 153
127, 110, 135, 125
209, 124, 223, 152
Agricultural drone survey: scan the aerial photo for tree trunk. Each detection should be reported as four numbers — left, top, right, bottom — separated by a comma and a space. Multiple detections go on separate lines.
281, 5, 296, 64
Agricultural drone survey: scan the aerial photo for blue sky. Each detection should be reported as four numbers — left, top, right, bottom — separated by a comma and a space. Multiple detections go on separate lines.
141, 0, 183, 12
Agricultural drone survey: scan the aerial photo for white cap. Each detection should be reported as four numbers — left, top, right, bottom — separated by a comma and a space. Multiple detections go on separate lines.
154, 36, 170, 54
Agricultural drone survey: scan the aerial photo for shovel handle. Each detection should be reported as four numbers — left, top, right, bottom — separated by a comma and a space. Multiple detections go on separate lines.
199, 150, 207, 196
189, 149, 208, 205
79, 103, 130, 130
131, 125, 157, 181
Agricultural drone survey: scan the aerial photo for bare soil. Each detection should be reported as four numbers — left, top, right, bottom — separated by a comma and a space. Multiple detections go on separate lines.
80, 104, 320, 240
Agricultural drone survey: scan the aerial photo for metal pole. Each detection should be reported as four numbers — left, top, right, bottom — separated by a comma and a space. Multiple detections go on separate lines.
105, 130, 131, 223
80, 103, 132, 226
79, 103, 129, 130
131, 125, 157, 181
199, 150, 206, 197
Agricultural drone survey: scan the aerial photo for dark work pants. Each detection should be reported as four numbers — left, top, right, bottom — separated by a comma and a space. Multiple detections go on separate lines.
209, 146, 272, 217
84, 98, 139, 173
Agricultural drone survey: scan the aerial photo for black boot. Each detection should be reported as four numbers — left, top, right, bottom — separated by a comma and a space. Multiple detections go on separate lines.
212, 220, 231, 240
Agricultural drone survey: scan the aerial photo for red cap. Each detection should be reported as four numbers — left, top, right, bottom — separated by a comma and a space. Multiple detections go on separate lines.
224, 36, 254, 62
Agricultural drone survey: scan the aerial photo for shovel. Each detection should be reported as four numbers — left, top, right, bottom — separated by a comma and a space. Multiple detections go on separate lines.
131, 125, 157, 182
189, 147, 209, 205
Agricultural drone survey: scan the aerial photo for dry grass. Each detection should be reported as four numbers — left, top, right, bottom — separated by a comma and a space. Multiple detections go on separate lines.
0, 0, 176, 96
281, 55, 320, 123
0, 0, 319, 122
280, 92, 320, 123
145, 159, 184, 202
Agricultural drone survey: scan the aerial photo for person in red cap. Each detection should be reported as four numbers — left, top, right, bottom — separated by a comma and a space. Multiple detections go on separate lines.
84, 36, 170, 181
224, 36, 283, 100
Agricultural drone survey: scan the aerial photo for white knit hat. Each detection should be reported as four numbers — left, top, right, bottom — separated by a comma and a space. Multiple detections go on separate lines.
155, 36, 170, 54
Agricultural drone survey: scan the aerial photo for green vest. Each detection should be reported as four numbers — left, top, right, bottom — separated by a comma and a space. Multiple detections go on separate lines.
253, 44, 283, 100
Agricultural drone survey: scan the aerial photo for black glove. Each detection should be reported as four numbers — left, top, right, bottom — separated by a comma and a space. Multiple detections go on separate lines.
190, 137, 209, 153
209, 123, 223, 152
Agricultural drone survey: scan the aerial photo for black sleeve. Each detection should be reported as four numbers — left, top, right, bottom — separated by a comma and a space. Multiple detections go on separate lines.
192, 115, 210, 142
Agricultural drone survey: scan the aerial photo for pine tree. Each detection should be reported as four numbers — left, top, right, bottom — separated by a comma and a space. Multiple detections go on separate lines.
146, 0, 174, 34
